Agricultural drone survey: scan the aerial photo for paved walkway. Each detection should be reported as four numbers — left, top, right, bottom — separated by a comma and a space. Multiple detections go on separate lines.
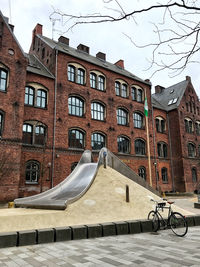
0, 226, 200, 266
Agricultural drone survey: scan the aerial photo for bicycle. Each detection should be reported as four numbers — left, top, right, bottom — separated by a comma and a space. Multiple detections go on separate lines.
147, 198, 188, 237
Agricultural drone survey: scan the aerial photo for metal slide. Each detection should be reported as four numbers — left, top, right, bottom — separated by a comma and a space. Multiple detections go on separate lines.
14, 148, 159, 210
14, 150, 99, 210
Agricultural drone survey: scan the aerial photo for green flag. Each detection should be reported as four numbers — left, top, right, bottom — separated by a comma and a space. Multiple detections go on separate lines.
144, 97, 148, 117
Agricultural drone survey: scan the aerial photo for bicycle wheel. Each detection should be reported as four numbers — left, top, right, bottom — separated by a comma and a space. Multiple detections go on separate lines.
169, 212, 188, 237
148, 211, 160, 232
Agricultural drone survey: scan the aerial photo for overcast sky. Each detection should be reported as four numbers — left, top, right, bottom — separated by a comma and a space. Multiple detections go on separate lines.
1, 0, 200, 97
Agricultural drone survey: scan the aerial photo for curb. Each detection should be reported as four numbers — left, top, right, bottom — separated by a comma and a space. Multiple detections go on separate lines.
0, 215, 200, 248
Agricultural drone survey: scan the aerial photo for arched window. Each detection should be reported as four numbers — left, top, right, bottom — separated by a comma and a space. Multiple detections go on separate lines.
138, 166, 146, 180
0, 111, 4, 136
117, 136, 130, 154
157, 142, 168, 158
98, 75, 105, 91
155, 117, 166, 133
91, 133, 105, 150
90, 73, 96, 88
121, 84, 128, 98
192, 167, 197, 182
0, 68, 8, 92
117, 108, 128, 125
161, 168, 168, 183
68, 129, 84, 149
115, 80, 128, 98
134, 112, 144, 129
77, 68, 85, 85
25, 86, 34, 106
23, 122, 46, 146
131, 86, 144, 102
185, 118, 193, 133
25, 161, 40, 184
91, 102, 105, 121
23, 124, 33, 144
135, 139, 145, 155
68, 65, 75, 82
36, 89, 47, 108
188, 143, 196, 158
68, 96, 84, 117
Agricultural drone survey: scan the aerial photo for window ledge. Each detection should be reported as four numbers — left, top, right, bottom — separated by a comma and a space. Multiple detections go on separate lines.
69, 114, 85, 118
0, 89, 7, 93
91, 118, 106, 122
68, 147, 84, 152
25, 182, 39, 185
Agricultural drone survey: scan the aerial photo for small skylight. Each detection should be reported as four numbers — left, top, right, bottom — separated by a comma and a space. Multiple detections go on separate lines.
173, 98, 178, 104
170, 89, 174, 94
168, 99, 173, 105
168, 97, 178, 105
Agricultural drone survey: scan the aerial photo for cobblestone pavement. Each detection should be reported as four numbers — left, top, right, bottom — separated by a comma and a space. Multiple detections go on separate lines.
0, 226, 200, 266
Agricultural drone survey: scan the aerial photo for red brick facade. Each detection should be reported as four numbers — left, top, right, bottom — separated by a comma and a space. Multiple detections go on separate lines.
0, 13, 199, 202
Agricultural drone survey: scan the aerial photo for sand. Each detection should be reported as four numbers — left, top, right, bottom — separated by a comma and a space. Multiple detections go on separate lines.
0, 166, 193, 233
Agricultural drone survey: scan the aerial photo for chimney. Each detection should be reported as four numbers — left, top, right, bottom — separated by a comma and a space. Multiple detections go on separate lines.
115, 59, 124, 69
96, 52, 106, 61
32, 24, 43, 39
77, 44, 90, 54
155, 85, 165, 94
9, 24, 14, 32
58, 36, 69, 45
186, 76, 191, 82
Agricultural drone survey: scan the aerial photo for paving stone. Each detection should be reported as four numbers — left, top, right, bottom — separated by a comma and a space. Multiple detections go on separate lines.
140, 219, 153, 232
114, 221, 129, 235
101, 222, 116, 236
194, 215, 200, 226
87, 224, 102, 238
185, 216, 195, 227
37, 228, 54, 244
0, 232, 17, 248
126, 220, 141, 234
18, 230, 37, 246
54, 226, 72, 242
71, 225, 87, 240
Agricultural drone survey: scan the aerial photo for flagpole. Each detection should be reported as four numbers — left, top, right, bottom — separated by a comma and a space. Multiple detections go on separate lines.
144, 89, 152, 187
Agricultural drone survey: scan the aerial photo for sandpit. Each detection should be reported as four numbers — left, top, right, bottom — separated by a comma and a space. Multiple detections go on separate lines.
0, 166, 193, 233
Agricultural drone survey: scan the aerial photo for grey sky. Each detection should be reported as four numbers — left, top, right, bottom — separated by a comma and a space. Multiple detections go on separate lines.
1, 0, 200, 96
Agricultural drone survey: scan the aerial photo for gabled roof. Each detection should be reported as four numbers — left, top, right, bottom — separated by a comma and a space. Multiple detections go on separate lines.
152, 80, 189, 111
37, 35, 151, 86
0, 10, 26, 58
26, 54, 54, 79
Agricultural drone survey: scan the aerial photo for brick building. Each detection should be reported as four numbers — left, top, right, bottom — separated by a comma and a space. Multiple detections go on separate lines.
0, 12, 199, 201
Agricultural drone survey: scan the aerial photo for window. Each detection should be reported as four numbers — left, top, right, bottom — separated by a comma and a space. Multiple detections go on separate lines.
0, 111, 4, 136
161, 168, 168, 183
90, 71, 105, 91
69, 129, 84, 149
91, 102, 105, 121
35, 126, 45, 145
131, 87, 136, 101
36, 89, 47, 108
68, 64, 86, 85
157, 142, 168, 158
155, 117, 166, 133
135, 139, 145, 155
188, 143, 196, 157
25, 86, 34, 106
68, 96, 84, 117
117, 136, 130, 154
138, 167, 146, 180
115, 81, 120, 96
23, 124, 33, 144
91, 133, 105, 150
134, 112, 144, 129
98, 76, 105, 91
77, 68, 85, 85
0, 68, 8, 92
68, 65, 75, 82
131, 86, 144, 102
25, 161, 40, 184
198, 145, 200, 157
195, 121, 200, 135
192, 167, 197, 183
117, 108, 128, 126
23, 122, 46, 146
90, 73, 96, 88
115, 80, 128, 98
185, 118, 193, 133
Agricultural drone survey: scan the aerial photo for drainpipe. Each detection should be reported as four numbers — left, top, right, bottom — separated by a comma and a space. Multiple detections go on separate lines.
167, 112, 175, 192
51, 47, 58, 188
151, 105, 158, 191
